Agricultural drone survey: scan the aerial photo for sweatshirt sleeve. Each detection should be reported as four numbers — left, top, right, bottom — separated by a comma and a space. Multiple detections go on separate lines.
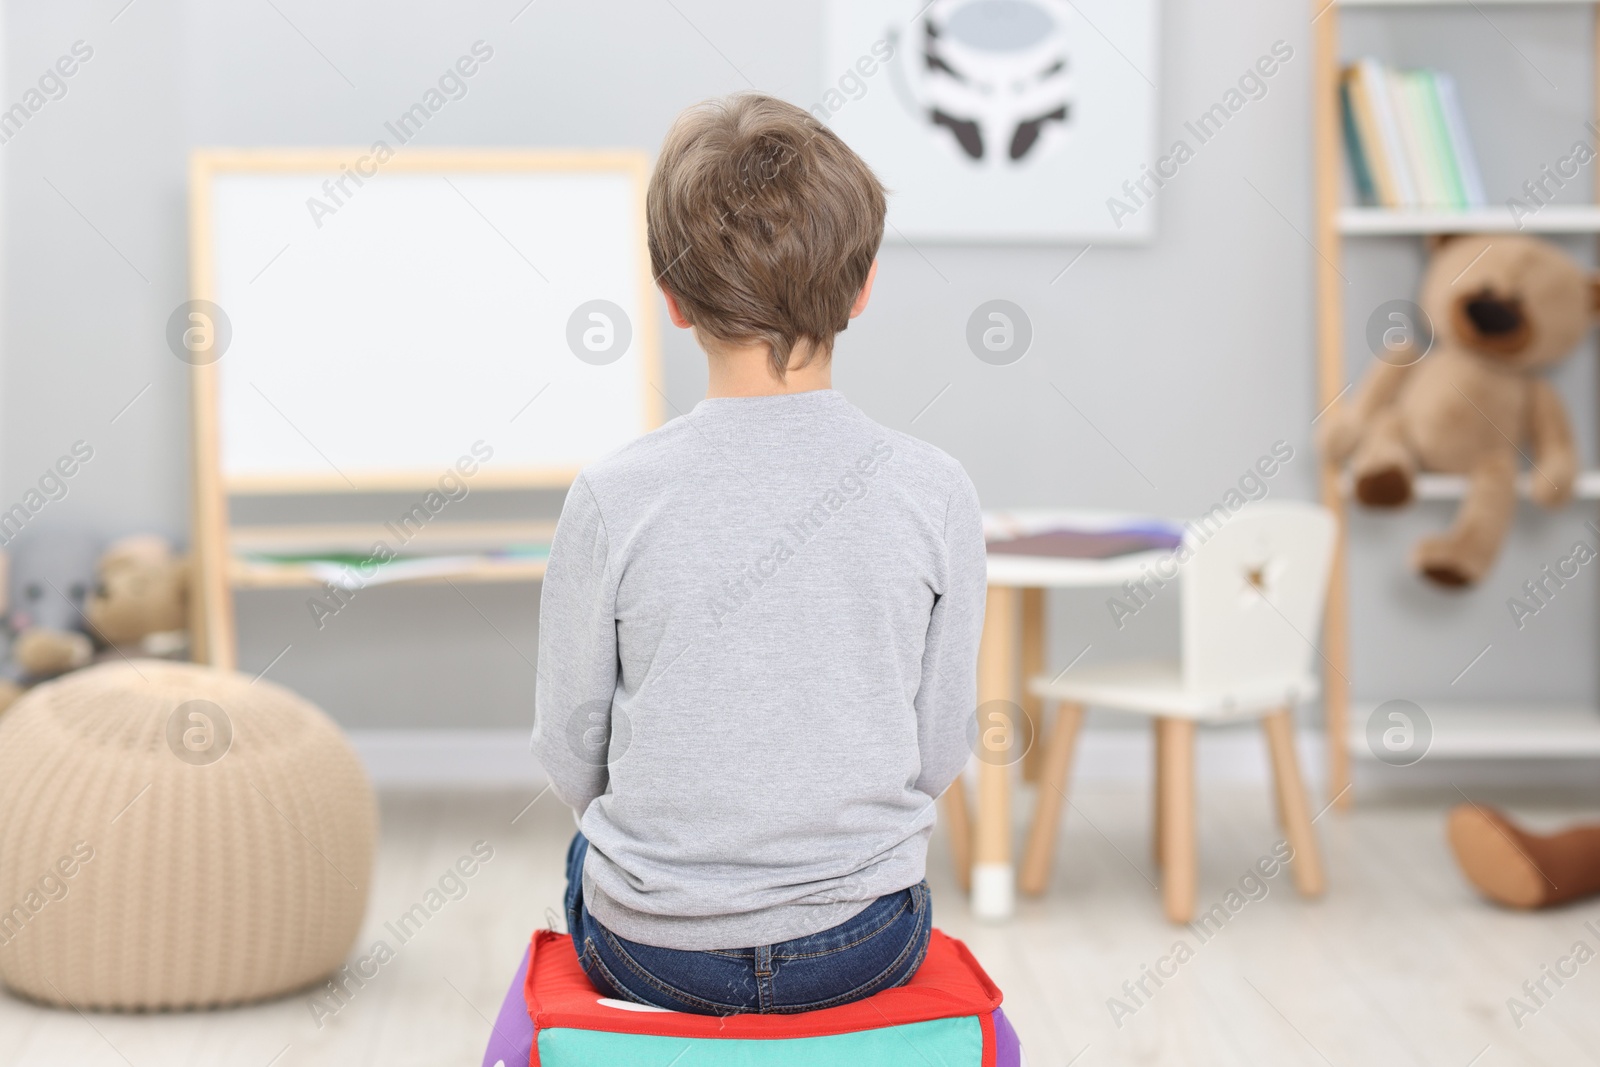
532, 474, 619, 817
912, 469, 987, 798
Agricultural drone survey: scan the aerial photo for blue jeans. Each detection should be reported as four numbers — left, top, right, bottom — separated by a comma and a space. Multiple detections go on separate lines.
563, 833, 932, 1015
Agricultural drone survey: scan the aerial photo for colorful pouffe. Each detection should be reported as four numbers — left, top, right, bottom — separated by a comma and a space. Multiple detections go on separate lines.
483, 928, 1023, 1067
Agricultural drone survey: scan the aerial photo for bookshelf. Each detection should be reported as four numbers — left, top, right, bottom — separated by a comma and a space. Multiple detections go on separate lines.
1312, 0, 1600, 806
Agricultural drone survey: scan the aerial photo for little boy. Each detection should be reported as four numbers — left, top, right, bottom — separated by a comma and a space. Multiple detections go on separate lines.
533, 93, 986, 1015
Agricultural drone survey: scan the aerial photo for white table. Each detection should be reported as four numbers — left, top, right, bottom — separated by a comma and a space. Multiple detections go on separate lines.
951, 510, 1183, 920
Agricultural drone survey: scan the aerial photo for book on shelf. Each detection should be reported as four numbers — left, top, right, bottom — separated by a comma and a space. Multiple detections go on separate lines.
1340, 59, 1485, 211
1433, 71, 1487, 206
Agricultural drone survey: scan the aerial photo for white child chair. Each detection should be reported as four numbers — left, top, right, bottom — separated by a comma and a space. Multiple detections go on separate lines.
1019, 501, 1337, 922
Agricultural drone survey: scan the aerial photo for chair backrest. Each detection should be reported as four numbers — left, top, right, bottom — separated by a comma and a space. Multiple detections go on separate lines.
1179, 501, 1337, 695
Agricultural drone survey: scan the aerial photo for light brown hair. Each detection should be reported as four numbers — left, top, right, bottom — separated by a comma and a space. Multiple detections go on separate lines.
647, 94, 886, 378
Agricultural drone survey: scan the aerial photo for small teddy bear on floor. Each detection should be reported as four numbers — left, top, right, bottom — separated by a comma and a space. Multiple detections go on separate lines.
0, 534, 189, 714
85, 535, 190, 659
5, 532, 100, 697
1449, 805, 1600, 910
1319, 234, 1595, 587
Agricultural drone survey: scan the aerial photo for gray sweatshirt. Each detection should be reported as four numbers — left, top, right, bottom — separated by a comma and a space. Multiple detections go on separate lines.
532, 389, 986, 950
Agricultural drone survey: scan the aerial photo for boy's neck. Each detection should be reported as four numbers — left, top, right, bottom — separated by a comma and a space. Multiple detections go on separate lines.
704, 338, 832, 399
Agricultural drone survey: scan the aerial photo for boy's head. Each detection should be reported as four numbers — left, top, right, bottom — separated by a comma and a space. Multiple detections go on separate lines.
648, 94, 886, 379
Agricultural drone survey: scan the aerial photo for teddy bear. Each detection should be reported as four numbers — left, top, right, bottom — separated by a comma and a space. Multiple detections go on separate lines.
0, 534, 189, 714
85, 535, 190, 658
0, 554, 17, 713
1319, 233, 1594, 587
5, 530, 100, 692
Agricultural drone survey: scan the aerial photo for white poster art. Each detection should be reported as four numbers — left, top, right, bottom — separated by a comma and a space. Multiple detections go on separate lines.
820, 0, 1161, 243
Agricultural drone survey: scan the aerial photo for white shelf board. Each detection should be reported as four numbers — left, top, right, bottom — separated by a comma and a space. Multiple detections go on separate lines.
1413, 469, 1600, 501
1339, 206, 1600, 235
1340, 469, 1600, 501
1350, 702, 1600, 759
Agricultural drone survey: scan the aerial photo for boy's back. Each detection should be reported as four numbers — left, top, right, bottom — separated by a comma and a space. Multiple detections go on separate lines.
533, 94, 986, 1012
535, 387, 985, 949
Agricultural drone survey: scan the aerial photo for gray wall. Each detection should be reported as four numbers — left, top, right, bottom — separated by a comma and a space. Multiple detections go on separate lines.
2, 0, 1595, 729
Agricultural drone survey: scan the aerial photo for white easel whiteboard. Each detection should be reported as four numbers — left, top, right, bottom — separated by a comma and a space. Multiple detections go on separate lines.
196, 150, 660, 492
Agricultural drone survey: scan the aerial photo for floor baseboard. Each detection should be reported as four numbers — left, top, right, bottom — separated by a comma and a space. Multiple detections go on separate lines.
344, 727, 1319, 791
346, 726, 1599, 794
347, 729, 545, 789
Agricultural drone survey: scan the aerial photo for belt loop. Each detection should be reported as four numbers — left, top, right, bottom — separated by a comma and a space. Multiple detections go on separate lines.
754, 943, 775, 1012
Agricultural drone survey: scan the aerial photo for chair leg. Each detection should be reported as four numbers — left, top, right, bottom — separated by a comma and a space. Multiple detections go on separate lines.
1020, 701, 1085, 896
1157, 718, 1196, 924
1153, 724, 1167, 868
1263, 709, 1326, 897
942, 779, 973, 894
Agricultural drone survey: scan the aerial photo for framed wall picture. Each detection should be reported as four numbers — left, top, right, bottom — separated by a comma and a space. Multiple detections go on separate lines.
821, 0, 1161, 243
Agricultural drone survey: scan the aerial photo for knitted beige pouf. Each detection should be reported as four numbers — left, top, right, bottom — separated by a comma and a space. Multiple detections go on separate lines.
0, 660, 376, 1009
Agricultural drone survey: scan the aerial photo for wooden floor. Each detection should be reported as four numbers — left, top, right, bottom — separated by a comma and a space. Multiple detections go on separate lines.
3, 783, 1599, 1066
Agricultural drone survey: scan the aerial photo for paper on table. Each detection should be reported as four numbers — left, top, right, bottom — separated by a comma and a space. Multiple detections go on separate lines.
985, 529, 1182, 560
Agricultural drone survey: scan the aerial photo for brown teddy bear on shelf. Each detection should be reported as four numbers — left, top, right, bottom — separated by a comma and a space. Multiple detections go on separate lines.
1319, 233, 1594, 587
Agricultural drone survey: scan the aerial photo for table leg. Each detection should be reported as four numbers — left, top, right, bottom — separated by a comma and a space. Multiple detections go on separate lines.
1153, 722, 1167, 868
974, 584, 1021, 920
941, 780, 973, 893
1019, 588, 1047, 783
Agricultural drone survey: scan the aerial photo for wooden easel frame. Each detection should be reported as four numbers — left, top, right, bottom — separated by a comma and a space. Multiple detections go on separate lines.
187, 149, 661, 669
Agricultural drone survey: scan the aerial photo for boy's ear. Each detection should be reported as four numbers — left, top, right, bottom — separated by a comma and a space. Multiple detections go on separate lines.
849, 260, 878, 320
661, 286, 693, 330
